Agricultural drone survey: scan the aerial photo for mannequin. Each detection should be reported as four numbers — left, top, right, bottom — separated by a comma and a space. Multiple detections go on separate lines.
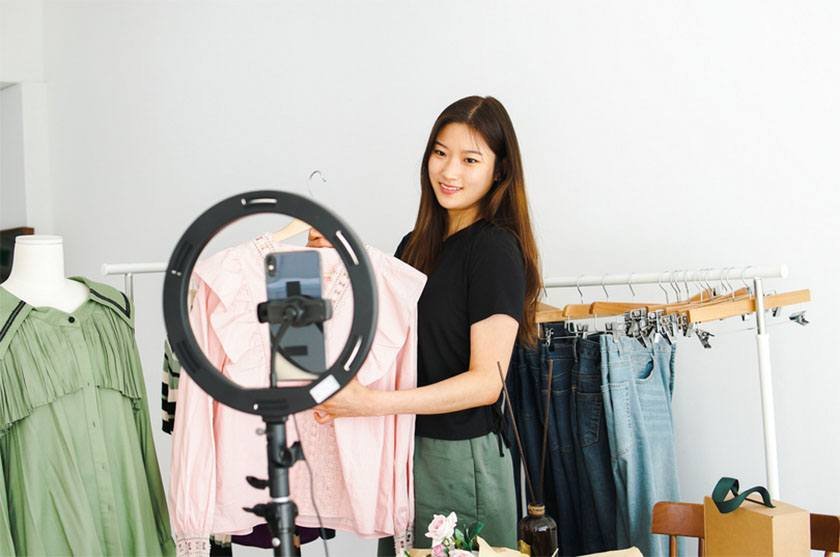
0, 235, 177, 555
0, 235, 89, 313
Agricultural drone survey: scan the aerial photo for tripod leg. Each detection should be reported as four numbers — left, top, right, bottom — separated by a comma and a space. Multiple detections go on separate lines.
266, 419, 299, 557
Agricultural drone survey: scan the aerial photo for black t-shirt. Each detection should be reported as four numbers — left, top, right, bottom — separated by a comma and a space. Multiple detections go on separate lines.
395, 219, 527, 440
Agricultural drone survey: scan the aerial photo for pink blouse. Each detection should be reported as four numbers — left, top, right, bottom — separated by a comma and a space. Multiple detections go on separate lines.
170, 234, 426, 556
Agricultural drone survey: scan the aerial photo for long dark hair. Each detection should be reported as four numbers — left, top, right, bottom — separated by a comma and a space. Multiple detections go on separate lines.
401, 95, 542, 347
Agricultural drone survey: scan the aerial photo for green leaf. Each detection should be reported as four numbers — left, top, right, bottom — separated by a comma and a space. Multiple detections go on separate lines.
459, 521, 484, 551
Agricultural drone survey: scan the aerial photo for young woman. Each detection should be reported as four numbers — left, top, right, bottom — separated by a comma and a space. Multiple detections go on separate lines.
315, 95, 541, 553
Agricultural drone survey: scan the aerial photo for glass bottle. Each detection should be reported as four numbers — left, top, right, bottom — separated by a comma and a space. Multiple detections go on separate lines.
517, 504, 558, 556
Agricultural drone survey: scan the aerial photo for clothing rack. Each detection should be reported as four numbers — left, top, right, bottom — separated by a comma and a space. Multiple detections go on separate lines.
105, 260, 791, 498
101, 262, 166, 302
542, 264, 789, 499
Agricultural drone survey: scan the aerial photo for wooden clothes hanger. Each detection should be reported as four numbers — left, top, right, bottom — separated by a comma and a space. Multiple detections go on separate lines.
536, 277, 811, 329
686, 289, 812, 324
652, 272, 811, 324
271, 218, 312, 244
537, 286, 717, 323
269, 170, 326, 244
661, 287, 751, 315
571, 267, 767, 319
536, 301, 566, 324
589, 287, 810, 325
562, 286, 720, 320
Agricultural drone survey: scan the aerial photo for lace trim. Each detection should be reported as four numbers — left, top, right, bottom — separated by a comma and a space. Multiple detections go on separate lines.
176, 537, 211, 557
395, 526, 414, 555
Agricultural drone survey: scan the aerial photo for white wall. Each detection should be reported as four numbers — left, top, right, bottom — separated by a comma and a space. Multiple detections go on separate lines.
0, 0, 44, 83
34, 1, 840, 555
1, 83, 27, 228
0, 0, 51, 233
0, 81, 53, 233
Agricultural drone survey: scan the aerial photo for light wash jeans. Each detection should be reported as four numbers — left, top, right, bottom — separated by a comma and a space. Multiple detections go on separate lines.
600, 335, 679, 557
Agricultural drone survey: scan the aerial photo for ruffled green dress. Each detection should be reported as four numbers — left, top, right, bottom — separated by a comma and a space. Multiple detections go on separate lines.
0, 277, 175, 555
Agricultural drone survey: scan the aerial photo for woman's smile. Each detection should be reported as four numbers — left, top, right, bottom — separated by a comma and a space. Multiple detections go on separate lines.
439, 182, 463, 195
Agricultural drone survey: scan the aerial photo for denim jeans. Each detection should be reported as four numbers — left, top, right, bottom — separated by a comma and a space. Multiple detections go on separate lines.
541, 328, 581, 555
573, 334, 617, 553
600, 335, 679, 557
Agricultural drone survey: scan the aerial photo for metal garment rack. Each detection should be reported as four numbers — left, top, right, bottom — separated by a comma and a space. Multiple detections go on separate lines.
101, 262, 166, 302
542, 264, 789, 499
107, 261, 790, 498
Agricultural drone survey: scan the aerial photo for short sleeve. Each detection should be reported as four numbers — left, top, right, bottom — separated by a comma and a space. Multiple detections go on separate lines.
394, 232, 412, 259
467, 227, 526, 325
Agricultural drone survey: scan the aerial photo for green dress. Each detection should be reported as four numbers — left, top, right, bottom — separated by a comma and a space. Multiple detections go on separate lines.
0, 277, 175, 556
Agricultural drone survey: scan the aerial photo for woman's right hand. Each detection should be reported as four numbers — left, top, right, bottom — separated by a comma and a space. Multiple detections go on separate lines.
313, 378, 379, 423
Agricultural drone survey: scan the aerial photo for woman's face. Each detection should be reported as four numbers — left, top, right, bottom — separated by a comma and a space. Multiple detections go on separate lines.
427, 123, 497, 222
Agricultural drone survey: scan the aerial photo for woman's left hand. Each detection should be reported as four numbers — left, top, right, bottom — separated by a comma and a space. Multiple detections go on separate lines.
313, 379, 378, 424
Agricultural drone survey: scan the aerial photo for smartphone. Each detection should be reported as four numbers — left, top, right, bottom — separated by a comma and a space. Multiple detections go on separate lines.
265, 250, 327, 382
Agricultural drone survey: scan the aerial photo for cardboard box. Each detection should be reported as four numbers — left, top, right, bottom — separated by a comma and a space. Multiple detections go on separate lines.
407, 537, 526, 556
703, 495, 810, 556
580, 548, 642, 557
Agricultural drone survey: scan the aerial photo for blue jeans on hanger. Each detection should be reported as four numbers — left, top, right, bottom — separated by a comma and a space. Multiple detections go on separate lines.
573, 334, 618, 553
541, 325, 582, 555
600, 335, 679, 557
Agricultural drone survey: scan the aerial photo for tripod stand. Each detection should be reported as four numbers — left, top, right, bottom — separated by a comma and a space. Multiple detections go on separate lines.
244, 293, 332, 556
244, 417, 304, 556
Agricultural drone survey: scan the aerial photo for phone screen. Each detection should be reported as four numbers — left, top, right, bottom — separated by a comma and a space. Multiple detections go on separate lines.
265, 250, 327, 382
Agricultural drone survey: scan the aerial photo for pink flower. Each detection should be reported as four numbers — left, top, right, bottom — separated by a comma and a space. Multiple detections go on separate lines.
425, 512, 458, 546
431, 544, 447, 557
449, 551, 474, 557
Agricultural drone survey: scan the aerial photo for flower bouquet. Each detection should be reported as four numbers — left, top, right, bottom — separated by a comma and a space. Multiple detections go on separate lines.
424, 512, 484, 557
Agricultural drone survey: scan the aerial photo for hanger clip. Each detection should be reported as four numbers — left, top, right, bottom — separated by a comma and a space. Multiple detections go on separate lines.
606, 321, 624, 342
625, 310, 640, 338
788, 311, 809, 326
544, 326, 555, 348
657, 314, 673, 345
640, 310, 660, 343
696, 328, 714, 349
659, 315, 676, 337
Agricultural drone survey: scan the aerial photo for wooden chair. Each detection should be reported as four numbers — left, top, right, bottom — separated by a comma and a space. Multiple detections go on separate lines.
651, 501, 840, 557
812, 513, 840, 557
651, 502, 705, 556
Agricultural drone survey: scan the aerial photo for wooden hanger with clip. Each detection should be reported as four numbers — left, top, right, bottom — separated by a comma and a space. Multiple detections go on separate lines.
685, 289, 812, 324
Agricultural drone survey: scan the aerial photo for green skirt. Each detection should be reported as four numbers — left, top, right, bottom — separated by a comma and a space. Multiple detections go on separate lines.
378, 432, 517, 555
